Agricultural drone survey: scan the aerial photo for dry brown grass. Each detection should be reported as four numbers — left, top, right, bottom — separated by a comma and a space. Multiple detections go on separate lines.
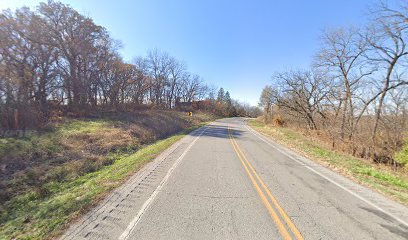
250, 118, 408, 205
0, 110, 215, 204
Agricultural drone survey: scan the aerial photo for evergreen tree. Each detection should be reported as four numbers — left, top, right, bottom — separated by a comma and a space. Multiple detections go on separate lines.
225, 91, 233, 116
225, 91, 232, 106
217, 88, 225, 103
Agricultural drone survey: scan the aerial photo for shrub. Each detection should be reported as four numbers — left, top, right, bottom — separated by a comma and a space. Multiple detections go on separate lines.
273, 115, 285, 127
394, 137, 408, 168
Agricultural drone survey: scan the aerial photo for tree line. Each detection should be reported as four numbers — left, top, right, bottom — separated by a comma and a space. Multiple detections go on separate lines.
259, 1, 408, 166
0, 1, 259, 132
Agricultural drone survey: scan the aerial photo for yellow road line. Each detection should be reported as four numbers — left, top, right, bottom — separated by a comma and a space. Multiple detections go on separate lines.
228, 128, 292, 240
229, 126, 304, 240
230, 132, 304, 240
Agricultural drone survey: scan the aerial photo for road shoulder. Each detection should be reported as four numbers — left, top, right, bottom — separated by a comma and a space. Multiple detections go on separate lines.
245, 119, 408, 228
59, 125, 208, 240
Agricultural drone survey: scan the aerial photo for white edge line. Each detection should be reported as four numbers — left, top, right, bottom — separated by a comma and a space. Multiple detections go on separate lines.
118, 126, 208, 240
244, 122, 408, 227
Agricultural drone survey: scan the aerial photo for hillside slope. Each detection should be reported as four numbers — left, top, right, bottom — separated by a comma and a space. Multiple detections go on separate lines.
0, 110, 215, 239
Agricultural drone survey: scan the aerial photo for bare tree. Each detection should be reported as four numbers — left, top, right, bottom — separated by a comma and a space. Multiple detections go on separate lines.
272, 70, 331, 130
0, 1, 236, 132
38, 1, 107, 107
365, 2, 408, 145
315, 27, 373, 141
166, 57, 185, 108
130, 57, 150, 105
146, 49, 171, 106
259, 85, 275, 123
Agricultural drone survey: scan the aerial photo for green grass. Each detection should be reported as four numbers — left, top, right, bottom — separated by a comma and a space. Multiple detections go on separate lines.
0, 120, 130, 204
0, 110, 215, 240
0, 120, 113, 163
0, 123, 207, 240
248, 119, 408, 206
395, 138, 408, 167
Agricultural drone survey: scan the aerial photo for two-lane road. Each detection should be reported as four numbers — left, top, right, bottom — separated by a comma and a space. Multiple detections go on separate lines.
62, 118, 408, 240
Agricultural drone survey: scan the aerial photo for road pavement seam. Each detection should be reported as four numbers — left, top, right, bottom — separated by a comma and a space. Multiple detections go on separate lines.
118, 126, 209, 240
244, 123, 408, 228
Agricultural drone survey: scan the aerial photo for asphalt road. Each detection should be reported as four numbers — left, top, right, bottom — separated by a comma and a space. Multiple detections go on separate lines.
61, 118, 408, 240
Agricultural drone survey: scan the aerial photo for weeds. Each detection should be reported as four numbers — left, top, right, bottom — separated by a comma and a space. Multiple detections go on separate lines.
0, 110, 215, 239
248, 119, 408, 205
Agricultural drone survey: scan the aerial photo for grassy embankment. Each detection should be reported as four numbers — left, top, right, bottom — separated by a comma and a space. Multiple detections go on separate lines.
248, 119, 408, 206
0, 110, 215, 240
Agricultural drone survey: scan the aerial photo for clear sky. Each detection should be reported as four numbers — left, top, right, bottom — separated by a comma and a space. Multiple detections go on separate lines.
0, 0, 387, 106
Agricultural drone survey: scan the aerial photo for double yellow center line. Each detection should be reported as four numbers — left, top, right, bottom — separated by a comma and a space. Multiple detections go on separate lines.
228, 126, 303, 240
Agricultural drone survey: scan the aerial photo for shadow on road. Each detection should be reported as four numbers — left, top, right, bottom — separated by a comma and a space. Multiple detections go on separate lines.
360, 206, 408, 238
189, 124, 244, 139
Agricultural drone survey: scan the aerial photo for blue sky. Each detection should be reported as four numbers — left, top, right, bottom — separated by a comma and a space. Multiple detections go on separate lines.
0, 0, 386, 105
